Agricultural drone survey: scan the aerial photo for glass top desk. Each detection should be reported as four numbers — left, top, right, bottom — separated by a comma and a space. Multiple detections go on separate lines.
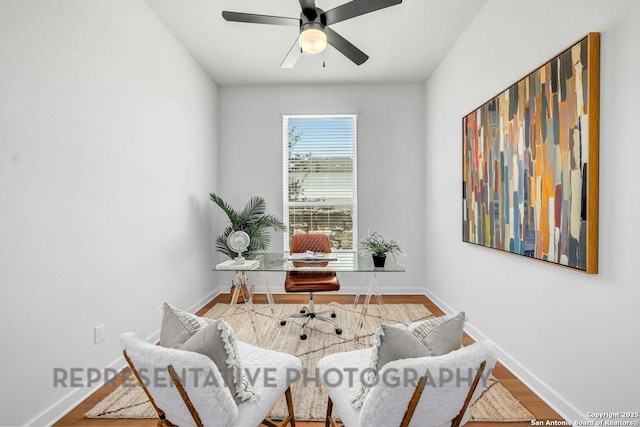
214, 252, 405, 340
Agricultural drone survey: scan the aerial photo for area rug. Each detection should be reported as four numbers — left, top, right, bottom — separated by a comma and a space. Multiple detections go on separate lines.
86, 303, 534, 422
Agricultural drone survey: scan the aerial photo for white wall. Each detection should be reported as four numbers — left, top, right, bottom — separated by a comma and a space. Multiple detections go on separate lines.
0, 1, 219, 425
424, 0, 639, 420
218, 84, 425, 293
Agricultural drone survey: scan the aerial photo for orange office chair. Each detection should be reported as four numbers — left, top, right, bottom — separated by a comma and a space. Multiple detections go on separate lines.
279, 233, 342, 340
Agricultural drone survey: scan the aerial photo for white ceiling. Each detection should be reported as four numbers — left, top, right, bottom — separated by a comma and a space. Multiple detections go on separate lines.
145, 0, 486, 86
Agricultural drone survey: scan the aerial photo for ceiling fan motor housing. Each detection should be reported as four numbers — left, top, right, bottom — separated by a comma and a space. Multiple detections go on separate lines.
299, 7, 326, 31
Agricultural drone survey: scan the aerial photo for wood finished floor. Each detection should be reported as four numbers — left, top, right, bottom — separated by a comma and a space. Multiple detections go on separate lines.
54, 294, 562, 427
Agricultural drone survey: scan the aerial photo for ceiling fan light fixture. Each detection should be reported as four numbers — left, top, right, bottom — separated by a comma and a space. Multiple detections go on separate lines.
299, 27, 327, 54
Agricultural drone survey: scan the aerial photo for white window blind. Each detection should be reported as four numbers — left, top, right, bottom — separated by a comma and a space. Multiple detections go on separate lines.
283, 114, 358, 251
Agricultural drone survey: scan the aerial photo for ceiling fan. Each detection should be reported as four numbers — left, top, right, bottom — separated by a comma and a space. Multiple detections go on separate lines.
222, 0, 403, 68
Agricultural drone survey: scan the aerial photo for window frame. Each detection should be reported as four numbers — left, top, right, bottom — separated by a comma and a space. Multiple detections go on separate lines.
282, 113, 358, 252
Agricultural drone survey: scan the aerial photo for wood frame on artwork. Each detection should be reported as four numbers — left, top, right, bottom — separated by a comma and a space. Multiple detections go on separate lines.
462, 33, 600, 273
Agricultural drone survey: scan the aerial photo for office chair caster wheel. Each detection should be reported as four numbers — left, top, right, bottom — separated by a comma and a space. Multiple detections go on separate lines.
300, 309, 306, 314
331, 313, 337, 318
300, 334, 307, 340
280, 321, 286, 326
335, 328, 342, 335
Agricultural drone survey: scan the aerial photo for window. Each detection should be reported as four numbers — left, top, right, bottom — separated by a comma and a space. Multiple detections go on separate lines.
283, 114, 357, 251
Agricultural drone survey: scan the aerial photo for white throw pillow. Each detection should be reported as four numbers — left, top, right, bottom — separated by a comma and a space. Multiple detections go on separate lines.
351, 311, 465, 409
180, 319, 255, 404
159, 303, 214, 348
408, 311, 466, 355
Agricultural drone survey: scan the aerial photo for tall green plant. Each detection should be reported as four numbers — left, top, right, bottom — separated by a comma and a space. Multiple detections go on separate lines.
209, 193, 286, 259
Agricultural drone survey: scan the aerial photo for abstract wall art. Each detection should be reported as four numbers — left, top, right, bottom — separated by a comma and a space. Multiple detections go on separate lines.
462, 33, 600, 273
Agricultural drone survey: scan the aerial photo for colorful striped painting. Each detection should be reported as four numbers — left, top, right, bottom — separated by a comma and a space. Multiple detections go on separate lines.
462, 33, 600, 273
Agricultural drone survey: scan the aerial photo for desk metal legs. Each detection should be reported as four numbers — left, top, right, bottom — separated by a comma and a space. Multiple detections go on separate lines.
230, 271, 263, 344
230, 271, 247, 305
249, 272, 275, 315
355, 271, 389, 335
229, 271, 277, 344
231, 271, 275, 314
353, 274, 366, 309
230, 271, 275, 308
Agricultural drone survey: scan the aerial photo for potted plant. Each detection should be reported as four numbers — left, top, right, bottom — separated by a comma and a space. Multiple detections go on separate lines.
359, 231, 402, 267
209, 193, 286, 259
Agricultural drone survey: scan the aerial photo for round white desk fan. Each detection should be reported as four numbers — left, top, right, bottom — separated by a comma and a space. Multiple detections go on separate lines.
228, 230, 250, 265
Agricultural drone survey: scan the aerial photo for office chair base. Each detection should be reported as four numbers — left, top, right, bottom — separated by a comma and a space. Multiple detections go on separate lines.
279, 294, 341, 339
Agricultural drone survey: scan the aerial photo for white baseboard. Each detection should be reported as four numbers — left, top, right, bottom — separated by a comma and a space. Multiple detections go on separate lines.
30, 288, 220, 427
190, 288, 221, 310
424, 288, 586, 422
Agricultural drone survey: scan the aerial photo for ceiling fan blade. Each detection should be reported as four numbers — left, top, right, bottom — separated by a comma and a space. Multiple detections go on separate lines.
222, 11, 299, 26
281, 38, 303, 69
298, 0, 317, 20
322, 0, 402, 25
326, 28, 369, 65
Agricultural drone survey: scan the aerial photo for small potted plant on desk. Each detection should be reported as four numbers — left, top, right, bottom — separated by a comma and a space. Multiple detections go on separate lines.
359, 231, 403, 268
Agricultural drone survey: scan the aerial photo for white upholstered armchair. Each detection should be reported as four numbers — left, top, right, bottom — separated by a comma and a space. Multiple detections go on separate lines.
120, 332, 301, 427
318, 341, 497, 427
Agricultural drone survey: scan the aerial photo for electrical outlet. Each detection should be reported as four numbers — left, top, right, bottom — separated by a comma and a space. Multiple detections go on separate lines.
94, 324, 105, 344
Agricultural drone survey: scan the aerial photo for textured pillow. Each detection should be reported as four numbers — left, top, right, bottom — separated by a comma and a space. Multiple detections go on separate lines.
180, 319, 255, 404
372, 324, 433, 373
351, 311, 465, 409
408, 311, 466, 356
159, 303, 214, 348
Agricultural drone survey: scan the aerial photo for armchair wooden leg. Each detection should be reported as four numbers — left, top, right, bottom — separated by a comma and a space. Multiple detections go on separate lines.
262, 386, 296, 427
400, 376, 428, 427
123, 351, 167, 422
451, 361, 487, 427
325, 395, 338, 427
280, 387, 296, 427
400, 360, 488, 427
168, 365, 203, 427
285, 386, 296, 427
